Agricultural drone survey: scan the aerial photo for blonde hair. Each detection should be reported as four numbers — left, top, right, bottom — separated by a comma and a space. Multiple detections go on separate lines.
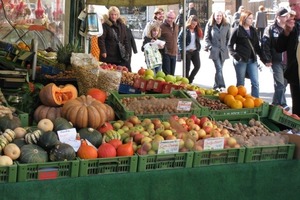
208, 10, 228, 26
147, 22, 161, 38
108, 6, 120, 18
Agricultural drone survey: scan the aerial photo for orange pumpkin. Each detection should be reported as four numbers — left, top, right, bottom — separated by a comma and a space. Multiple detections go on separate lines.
39, 83, 78, 107
87, 88, 107, 103
61, 95, 108, 129
77, 139, 98, 159
117, 141, 134, 157
97, 143, 116, 158
33, 105, 62, 123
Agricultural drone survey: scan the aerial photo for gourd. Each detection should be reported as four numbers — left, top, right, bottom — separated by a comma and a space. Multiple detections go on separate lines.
19, 144, 48, 163
0, 129, 16, 152
0, 115, 21, 132
61, 95, 108, 129
116, 141, 134, 157
78, 128, 102, 148
104, 104, 115, 121
33, 105, 62, 123
24, 129, 44, 144
37, 131, 60, 150
97, 143, 116, 158
39, 83, 78, 107
77, 139, 98, 159
49, 143, 76, 161
53, 117, 73, 132
87, 88, 107, 103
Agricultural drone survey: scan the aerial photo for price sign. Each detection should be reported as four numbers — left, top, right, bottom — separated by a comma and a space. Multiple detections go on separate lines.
203, 137, 224, 150
186, 90, 198, 99
157, 139, 179, 154
57, 128, 81, 151
177, 100, 192, 111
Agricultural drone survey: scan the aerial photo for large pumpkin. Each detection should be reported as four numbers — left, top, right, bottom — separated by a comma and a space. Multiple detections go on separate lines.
33, 105, 62, 123
61, 95, 108, 129
39, 83, 78, 107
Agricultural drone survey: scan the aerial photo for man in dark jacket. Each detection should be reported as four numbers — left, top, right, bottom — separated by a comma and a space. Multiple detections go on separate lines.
98, 7, 130, 70
187, 2, 197, 18
276, 1, 300, 116
261, 7, 290, 111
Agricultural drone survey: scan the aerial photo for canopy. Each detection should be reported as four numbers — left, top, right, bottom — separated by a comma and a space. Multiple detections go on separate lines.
86, 0, 183, 6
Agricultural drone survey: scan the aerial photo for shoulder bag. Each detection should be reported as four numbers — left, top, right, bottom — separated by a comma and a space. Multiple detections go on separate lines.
112, 29, 129, 62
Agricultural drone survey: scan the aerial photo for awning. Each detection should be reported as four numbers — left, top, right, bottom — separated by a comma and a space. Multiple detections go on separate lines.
86, 0, 183, 6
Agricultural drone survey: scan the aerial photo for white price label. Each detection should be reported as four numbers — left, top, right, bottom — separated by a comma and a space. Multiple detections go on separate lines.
186, 90, 198, 99
57, 128, 81, 152
203, 137, 225, 150
177, 101, 192, 111
157, 140, 180, 154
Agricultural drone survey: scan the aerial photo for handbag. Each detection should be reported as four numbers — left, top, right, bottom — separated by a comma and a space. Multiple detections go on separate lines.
112, 29, 129, 62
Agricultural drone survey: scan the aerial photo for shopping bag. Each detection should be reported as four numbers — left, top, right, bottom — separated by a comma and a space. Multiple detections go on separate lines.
143, 43, 162, 69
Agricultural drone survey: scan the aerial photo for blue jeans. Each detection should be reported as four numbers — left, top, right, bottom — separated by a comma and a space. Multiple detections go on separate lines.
186, 50, 201, 83
153, 64, 162, 74
162, 54, 177, 75
212, 57, 225, 89
233, 59, 259, 97
271, 62, 288, 107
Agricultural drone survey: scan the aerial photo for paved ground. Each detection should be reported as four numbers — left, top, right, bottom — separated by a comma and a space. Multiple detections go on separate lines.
130, 39, 292, 110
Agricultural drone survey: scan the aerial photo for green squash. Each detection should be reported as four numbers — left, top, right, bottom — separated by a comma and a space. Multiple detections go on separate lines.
78, 128, 102, 148
37, 131, 60, 150
13, 138, 26, 148
53, 117, 73, 132
49, 143, 76, 161
0, 115, 21, 132
20, 144, 48, 163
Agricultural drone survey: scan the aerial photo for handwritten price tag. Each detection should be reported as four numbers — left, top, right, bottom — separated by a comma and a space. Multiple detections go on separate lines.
157, 140, 179, 154
203, 137, 224, 150
57, 128, 81, 152
177, 101, 192, 111
186, 90, 198, 99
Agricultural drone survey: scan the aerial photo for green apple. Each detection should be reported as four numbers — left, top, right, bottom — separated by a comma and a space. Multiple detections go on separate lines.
155, 77, 165, 81
145, 69, 154, 77
144, 74, 154, 80
181, 77, 189, 84
176, 75, 183, 81
165, 75, 176, 83
156, 71, 165, 78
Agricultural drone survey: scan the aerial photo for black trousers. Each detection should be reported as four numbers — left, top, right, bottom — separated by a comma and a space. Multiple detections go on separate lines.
185, 50, 201, 83
290, 83, 300, 116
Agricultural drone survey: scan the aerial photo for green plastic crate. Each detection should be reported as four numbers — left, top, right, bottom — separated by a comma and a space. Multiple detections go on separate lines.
17, 159, 79, 182
185, 93, 270, 117
268, 105, 300, 129
107, 90, 201, 120
193, 147, 245, 167
79, 155, 138, 176
137, 151, 194, 172
244, 143, 295, 163
0, 164, 17, 183
18, 111, 29, 127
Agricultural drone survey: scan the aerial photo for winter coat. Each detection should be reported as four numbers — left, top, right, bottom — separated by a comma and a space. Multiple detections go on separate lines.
203, 22, 230, 61
98, 18, 129, 64
177, 28, 201, 53
126, 26, 137, 57
228, 25, 262, 62
261, 21, 284, 63
276, 21, 300, 85
160, 21, 179, 56
255, 11, 268, 29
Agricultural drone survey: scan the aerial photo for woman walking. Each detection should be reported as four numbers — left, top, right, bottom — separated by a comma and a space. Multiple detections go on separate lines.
204, 10, 231, 91
177, 15, 201, 83
228, 10, 263, 98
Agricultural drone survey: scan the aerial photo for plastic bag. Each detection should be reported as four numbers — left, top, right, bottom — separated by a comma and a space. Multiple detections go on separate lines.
97, 67, 122, 93
143, 43, 162, 69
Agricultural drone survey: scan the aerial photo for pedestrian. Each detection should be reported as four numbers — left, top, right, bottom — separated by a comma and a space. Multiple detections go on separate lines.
255, 5, 268, 40
142, 7, 164, 39
178, 15, 201, 83
175, 8, 184, 61
121, 16, 138, 70
261, 7, 290, 111
232, 6, 244, 28
141, 22, 165, 73
228, 10, 263, 98
160, 10, 179, 75
204, 10, 231, 91
225, 10, 233, 28
187, 2, 197, 18
276, 0, 300, 116
98, 6, 130, 70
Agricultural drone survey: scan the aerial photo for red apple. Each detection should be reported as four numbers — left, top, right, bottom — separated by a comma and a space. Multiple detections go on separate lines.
189, 115, 198, 123
138, 67, 146, 76
134, 133, 145, 145
203, 126, 212, 135
197, 129, 206, 139
199, 117, 210, 127
202, 121, 214, 129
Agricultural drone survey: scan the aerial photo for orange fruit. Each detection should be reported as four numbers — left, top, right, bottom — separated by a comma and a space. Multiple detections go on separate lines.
224, 94, 235, 106
230, 100, 243, 109
254, 98, 264, 107
237, 85, 247, 97
234, 94, 245, 102
227, 85, 238, 96
218, 92, 227, 102
244, 94, 255, 100
243, 98, 255, 108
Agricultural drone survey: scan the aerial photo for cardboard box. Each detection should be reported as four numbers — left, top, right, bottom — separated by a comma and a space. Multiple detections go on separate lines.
282, 133, 300, 159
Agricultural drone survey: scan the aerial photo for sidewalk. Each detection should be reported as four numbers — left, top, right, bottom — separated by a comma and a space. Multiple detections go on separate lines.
131, 39, 292, 110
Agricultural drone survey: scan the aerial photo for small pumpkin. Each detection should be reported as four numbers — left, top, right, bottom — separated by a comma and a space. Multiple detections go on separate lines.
78, 128, 102, 148
33, 105, 62, 123
97, 143, 116, 158
117, 141, 134, 157
107, 139, 122, 149
97, 122, 113, 135
49, 143, 76, 161
20, 144, 48, 163
39, 83, 78, 107
87, 88, 107, 103
61, 95, 108, 129
77, 139, 98, 159
53, 117, 73, 132
13, 138, 26, 149
37, 131, 60, 150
